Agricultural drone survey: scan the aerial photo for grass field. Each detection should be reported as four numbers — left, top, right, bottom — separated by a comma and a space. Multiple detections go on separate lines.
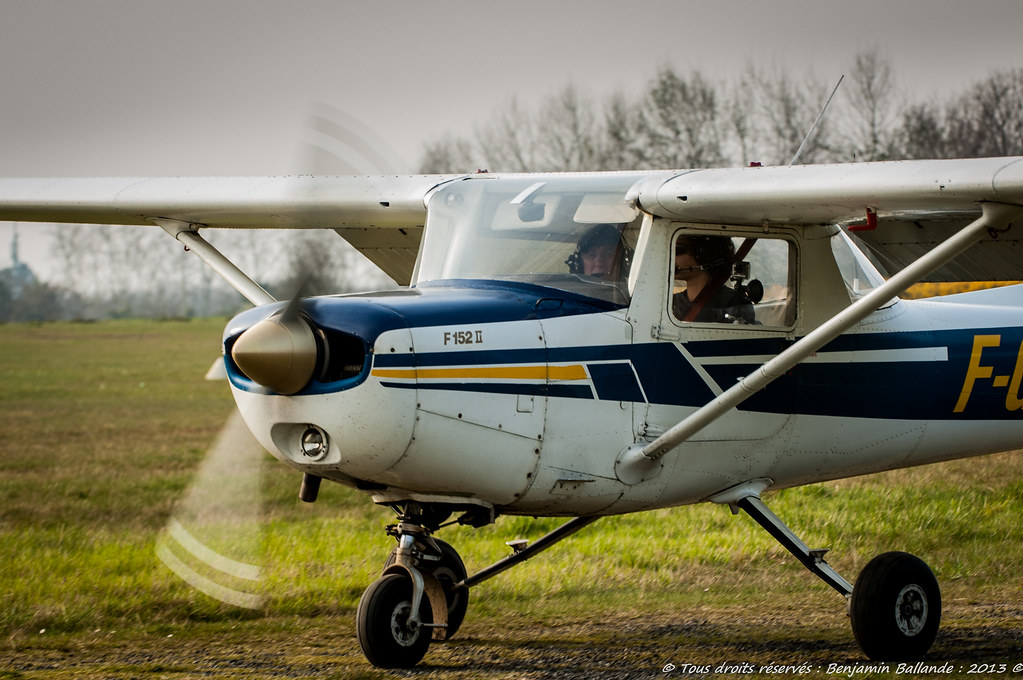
1, 319, 1021, 679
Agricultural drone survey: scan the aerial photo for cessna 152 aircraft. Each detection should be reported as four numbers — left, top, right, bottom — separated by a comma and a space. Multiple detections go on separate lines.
2, 156, 1022, 667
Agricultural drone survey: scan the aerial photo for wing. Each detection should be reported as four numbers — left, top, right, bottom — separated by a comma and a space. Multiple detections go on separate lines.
332, 225, 424, 288
4, 158, 1023, 287
636, 157, 1023, 281
0, 175, 466, 285
845, 215, 1023, 282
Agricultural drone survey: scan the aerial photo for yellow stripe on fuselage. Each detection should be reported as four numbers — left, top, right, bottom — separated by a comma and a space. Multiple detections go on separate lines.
371, 365, 588, 381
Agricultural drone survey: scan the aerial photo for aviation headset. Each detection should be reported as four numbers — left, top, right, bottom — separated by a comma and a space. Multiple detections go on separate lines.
676, 235, 735, 279
566, 223, 633, 276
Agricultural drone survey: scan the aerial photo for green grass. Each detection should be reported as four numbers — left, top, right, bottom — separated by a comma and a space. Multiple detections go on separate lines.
1, 319, 1021, 678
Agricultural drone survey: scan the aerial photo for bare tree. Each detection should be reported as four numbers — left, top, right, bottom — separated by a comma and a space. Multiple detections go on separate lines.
50, 224, 247, 319
841, 51, 900, 161
634, 68, 726, 168
596, 92, 642, 170
418, 86, 643, 173
752, 68, 837, 165
898, 101, 947, 159
534, 85, 603, 171
417, 134, 477, 174
416, 62, 1023, 176
724, 71, 759, 165
945, 69, 1023, 157
275, 231, 393, 299
894, 68, 1023, 160
474, 97, 540, 173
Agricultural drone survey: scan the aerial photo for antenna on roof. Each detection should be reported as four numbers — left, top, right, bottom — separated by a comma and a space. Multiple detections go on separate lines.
789, 74, 845, 166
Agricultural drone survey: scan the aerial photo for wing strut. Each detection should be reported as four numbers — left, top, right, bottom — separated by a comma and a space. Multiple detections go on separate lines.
154, 219, 275, 307
617, 202, 1023, 481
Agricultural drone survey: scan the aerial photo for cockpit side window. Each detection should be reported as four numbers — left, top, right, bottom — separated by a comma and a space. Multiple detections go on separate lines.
831, 229, 897, 308
670, 231, 796, 327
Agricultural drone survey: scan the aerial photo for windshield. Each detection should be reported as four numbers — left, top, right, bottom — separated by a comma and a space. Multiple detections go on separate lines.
415, 175, 644, 305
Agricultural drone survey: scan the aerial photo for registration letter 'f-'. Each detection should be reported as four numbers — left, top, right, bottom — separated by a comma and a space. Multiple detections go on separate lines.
954, 335, 1000, 413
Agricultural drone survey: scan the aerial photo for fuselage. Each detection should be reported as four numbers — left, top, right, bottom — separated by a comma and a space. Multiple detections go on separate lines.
222, 173, 1023, 517
224, 280, 1023, 516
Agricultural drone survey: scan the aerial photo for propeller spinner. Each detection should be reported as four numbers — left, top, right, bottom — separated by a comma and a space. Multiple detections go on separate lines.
230, 304, 320, 395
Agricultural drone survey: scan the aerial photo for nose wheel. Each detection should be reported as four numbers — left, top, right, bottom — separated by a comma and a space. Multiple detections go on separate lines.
357, 503, 471, 668
357, 572, 433, 668
384, 537, 469, 639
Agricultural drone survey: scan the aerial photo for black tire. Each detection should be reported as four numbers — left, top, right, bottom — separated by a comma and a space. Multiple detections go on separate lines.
356, 573, 432, 668
850, 551, 941, 661
384, 538, 469, 640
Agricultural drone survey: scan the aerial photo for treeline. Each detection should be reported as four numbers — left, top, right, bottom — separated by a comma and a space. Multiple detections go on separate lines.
418, 54, 1023, 173
6, 54, 1022, 322
1, 228, 393, 323
0, 278, 63, 323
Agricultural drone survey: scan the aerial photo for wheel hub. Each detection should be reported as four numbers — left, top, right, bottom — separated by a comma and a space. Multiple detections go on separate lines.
895, 584, 928, 636
390, 601, 420, 647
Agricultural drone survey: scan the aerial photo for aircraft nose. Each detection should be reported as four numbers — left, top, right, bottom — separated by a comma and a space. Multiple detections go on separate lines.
230, 312, 318, 395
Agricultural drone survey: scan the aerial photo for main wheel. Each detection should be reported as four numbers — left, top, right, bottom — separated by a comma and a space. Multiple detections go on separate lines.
850, 551, 941, 661
356, 573, 433, 668
384, 538, 469, 640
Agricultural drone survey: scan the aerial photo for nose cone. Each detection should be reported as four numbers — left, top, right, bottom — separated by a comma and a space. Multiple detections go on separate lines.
230, 314, 318, 395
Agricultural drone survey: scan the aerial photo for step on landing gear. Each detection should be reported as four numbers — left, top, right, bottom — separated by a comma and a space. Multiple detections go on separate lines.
719, 487, 941, 661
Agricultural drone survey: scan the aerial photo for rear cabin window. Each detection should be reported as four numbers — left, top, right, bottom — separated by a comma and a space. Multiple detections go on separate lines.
670, 232, 795, 327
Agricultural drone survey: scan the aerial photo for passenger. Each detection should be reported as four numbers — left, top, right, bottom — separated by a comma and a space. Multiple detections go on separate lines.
672, 236, 755, 324
565, 223, 631, 282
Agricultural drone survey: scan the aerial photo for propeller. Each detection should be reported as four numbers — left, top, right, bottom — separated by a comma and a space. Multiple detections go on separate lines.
155, 104, 407, 607
155, 407, 265, 609
228, 101, 413, 395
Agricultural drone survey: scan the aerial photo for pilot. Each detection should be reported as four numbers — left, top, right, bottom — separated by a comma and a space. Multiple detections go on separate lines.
565, 223, 632, 282
672, 235, 755, 324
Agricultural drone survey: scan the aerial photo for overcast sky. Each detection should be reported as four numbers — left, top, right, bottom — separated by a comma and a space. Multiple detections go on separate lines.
3, 0, 1022, 275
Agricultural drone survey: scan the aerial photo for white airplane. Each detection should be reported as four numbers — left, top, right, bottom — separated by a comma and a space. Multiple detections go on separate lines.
2, 156, 1022, 668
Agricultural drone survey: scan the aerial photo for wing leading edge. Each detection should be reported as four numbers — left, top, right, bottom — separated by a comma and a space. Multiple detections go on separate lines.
0, 175, 466, 285
0, 175, 467, 228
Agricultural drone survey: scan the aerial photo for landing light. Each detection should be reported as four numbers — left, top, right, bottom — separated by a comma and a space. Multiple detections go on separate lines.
300, 426, 329, 460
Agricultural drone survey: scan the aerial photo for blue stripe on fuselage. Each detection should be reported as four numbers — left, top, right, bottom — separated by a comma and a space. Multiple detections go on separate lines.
374, 326, 1023, 421
382, 381, 594, 399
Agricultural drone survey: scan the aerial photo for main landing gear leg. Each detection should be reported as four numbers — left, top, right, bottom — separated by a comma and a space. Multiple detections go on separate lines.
735, 496, 853, 597
727, 493, 940, 661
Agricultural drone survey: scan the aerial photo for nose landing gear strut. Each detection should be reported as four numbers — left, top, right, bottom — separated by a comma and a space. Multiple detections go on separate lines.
356, 501, 599, 669
356, 503, 469, 669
